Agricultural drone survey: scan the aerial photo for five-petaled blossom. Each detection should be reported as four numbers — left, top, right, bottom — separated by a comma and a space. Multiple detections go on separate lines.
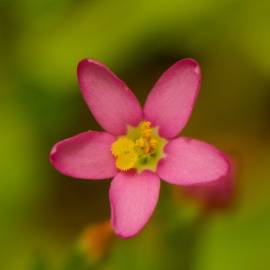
50, 58, 230, 238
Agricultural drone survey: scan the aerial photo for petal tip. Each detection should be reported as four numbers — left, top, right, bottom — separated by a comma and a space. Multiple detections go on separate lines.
178, 58, 201, 75
77, 58, 103, 76
111, 217, 147, 239
49, 143, 58, 165
219, 151, 231, 177
115, 230, 139, 239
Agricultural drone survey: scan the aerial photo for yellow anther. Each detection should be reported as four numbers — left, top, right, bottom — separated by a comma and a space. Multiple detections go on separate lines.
150, 138, 158, 148
142, 128, 152, 138
111, 137, 134, 157
144, 145, 150, 154
135, 138, 145, 147
115, 151, 138, 171
140, 121, 151, 130
111, 137, 138, 171
140, 121, 153, 138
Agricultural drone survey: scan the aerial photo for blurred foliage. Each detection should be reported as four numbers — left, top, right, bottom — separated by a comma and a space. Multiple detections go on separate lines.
0, 0, 270, 269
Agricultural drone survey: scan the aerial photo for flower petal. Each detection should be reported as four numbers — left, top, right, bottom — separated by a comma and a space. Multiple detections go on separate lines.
109, 171, 160, 238
157, 137, 229, 185
77, 59, 143, 135
50, 131, 117, 179
144, 58, 201, 139
183, 158, 235, 209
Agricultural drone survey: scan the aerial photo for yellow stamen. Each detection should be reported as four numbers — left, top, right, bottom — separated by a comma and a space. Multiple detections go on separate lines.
115, 152, 138, 171
111, 137, 138, 171
135, 138, 145, 147
150, 138, 158, 148
142, 128, 152, 138
144, 145, 150, 154
111, 121, 166, 172
111, 137, 135, 157
140, 121, 152, 138
140, 121, 151, 130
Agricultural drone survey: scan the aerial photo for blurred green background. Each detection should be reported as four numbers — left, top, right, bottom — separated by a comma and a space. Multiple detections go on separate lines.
1, 0, 270, 269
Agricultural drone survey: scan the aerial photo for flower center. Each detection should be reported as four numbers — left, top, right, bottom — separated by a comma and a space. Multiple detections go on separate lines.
111, 121, 167, 172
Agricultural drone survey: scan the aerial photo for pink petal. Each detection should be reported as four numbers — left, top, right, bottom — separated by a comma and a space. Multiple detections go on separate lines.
157, 137, 229, 185
77, 59, 143, 135
50, 131, 117, 179
183, 158, 235, 210
144, 58, 201, 139
109, 171, 160, 238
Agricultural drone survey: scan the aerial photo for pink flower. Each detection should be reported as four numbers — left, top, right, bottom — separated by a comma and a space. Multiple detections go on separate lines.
50, 58, 230, 238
